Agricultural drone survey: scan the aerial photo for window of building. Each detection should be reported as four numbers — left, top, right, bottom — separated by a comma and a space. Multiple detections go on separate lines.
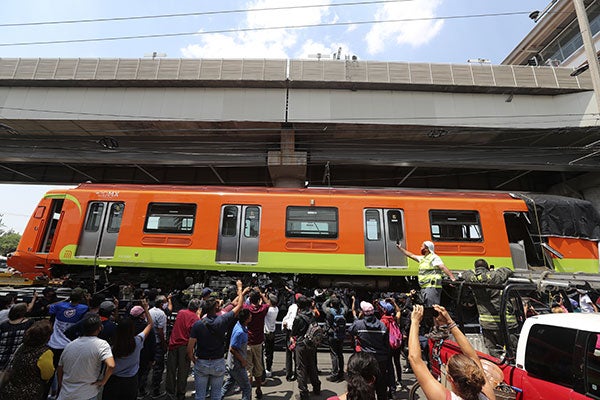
430, 210, 482, 242
525, 324, 576, 388
286, 206, 338, 238
144, 203, 196, 234
539, 2, 600, 65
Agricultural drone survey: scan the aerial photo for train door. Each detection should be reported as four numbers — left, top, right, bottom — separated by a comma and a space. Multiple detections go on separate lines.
504, 212, 545, 269
75, 202, 125, 258
363, 209, 407, 268
216, 205, 261, 263
38, 199, 65, 253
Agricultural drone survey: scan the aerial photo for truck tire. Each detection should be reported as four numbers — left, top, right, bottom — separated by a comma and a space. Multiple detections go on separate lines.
408, 382, 425, 400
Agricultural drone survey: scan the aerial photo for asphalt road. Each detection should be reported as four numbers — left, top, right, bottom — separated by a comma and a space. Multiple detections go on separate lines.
168, 350, 420, 400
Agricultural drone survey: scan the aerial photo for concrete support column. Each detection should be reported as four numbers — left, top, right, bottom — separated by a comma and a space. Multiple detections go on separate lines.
548, 172, 600, 212
268, 128, 307, 188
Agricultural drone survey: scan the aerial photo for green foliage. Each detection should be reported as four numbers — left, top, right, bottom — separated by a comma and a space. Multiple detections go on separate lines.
0, 230, 21, 255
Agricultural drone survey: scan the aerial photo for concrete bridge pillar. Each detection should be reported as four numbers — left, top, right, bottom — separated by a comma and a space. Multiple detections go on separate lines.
268, 128, 307, 188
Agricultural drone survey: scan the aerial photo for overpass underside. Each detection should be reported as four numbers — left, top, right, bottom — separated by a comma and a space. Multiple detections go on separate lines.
0, 58, 599, 194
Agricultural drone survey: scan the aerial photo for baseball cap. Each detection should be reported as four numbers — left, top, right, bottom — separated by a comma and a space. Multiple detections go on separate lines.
100, 301, 115, 313
269, 294, 278, 304
379, 300, 394, 314
423, 241, 435, 253
201, 287, 213, 298
130, 305, 144, 317
360, 301, 374, 316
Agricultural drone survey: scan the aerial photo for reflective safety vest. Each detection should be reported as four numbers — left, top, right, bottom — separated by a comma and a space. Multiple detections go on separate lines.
463, 267, 517, 330
418, 253, 443, 289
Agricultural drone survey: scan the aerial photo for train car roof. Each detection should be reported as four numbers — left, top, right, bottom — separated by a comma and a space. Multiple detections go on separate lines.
54, 183, 523, 201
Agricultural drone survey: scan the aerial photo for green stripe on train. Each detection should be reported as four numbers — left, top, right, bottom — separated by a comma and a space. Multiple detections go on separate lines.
43, 193, 82, 216
57, 245, 598, 274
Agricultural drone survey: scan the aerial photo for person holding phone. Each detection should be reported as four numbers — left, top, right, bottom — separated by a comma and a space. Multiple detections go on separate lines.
408, 304, 495, 400
396, 241, 456, 306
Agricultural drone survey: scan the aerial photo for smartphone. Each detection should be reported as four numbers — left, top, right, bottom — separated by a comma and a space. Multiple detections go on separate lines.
423, 306, 439, 319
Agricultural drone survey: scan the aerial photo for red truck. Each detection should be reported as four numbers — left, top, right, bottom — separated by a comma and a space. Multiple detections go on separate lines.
411, 278, 600, 400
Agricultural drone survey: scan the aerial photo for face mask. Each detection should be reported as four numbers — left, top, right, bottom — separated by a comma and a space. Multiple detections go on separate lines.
162, 303, 169, 310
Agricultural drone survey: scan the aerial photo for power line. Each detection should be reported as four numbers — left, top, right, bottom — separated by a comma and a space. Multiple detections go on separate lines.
0, 11, 531, 47
1, 105, 593, 124
0, 0, 412, 28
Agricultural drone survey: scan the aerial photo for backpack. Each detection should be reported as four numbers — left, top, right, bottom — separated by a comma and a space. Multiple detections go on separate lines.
300, 314, 326, 347
330, 309, 347, 340
388, 319, 402, 349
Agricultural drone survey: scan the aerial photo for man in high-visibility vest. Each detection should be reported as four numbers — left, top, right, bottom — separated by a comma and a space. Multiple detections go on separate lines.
462, 258, 518, 358
397, 241, 456, 307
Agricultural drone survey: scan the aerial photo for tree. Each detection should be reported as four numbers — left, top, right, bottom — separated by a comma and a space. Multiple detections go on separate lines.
0, 230, 21, 255
0, 214, 21, 255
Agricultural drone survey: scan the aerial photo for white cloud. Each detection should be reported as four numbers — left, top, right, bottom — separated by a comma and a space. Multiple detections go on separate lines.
181, 0, 333, 59
365, 0, 444, 55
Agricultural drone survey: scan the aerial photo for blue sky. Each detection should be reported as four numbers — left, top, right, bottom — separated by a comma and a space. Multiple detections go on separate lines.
0, 0, 550, 233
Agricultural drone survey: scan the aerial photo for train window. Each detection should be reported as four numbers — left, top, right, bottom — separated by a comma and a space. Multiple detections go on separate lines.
244, 207, 260, 238
430, 210, 482, 242
144, 203, 196, 234
387, 210, 404, 241
286, 206, 338, 239
106, 203, 125, 233
221, 206, 238, 237
34, 206, 45, 219
85, 203, 105, 232
365, 210, 381, 240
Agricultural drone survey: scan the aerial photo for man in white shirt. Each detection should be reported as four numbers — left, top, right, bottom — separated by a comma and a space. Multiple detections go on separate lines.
148, 295, 169, 398
579, 289, 598, 313
57, 314, 114, 400
282, 293, 301, 381
263, 294, 279, 378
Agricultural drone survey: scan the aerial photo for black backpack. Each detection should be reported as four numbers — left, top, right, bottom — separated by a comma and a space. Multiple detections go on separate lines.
299, 314, 326, 347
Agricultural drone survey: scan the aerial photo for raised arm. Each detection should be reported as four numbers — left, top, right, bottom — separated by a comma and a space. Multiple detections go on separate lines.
396, 244, 420, 262
141, 299, 154, 339
433, 305, 477, 364
232, 280, 249, 315
27, 291, 38, 313
408, 305, 446, 400
389, 297, 402, 321
433, 305, 495, 400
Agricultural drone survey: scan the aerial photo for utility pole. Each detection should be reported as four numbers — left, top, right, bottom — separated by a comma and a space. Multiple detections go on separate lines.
573, 0, 600, 113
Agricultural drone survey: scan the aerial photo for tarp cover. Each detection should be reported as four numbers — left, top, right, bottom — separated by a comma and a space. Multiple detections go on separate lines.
516, 193, 600, 240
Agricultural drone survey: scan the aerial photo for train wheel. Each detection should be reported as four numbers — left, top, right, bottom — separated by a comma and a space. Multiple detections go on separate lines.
408, 382, 425, 400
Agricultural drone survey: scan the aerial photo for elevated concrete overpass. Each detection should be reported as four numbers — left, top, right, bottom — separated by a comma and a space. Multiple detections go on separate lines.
0, 58, 599, 201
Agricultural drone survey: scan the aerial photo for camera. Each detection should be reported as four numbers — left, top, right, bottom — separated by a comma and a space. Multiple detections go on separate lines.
423, 306, 439, 320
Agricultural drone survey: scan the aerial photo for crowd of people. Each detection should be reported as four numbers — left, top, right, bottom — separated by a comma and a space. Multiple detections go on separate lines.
0, 276, 424, 400
0, 239, 594, 400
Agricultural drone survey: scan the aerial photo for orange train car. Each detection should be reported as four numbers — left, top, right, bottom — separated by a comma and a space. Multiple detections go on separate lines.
7, 184, 600, 288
